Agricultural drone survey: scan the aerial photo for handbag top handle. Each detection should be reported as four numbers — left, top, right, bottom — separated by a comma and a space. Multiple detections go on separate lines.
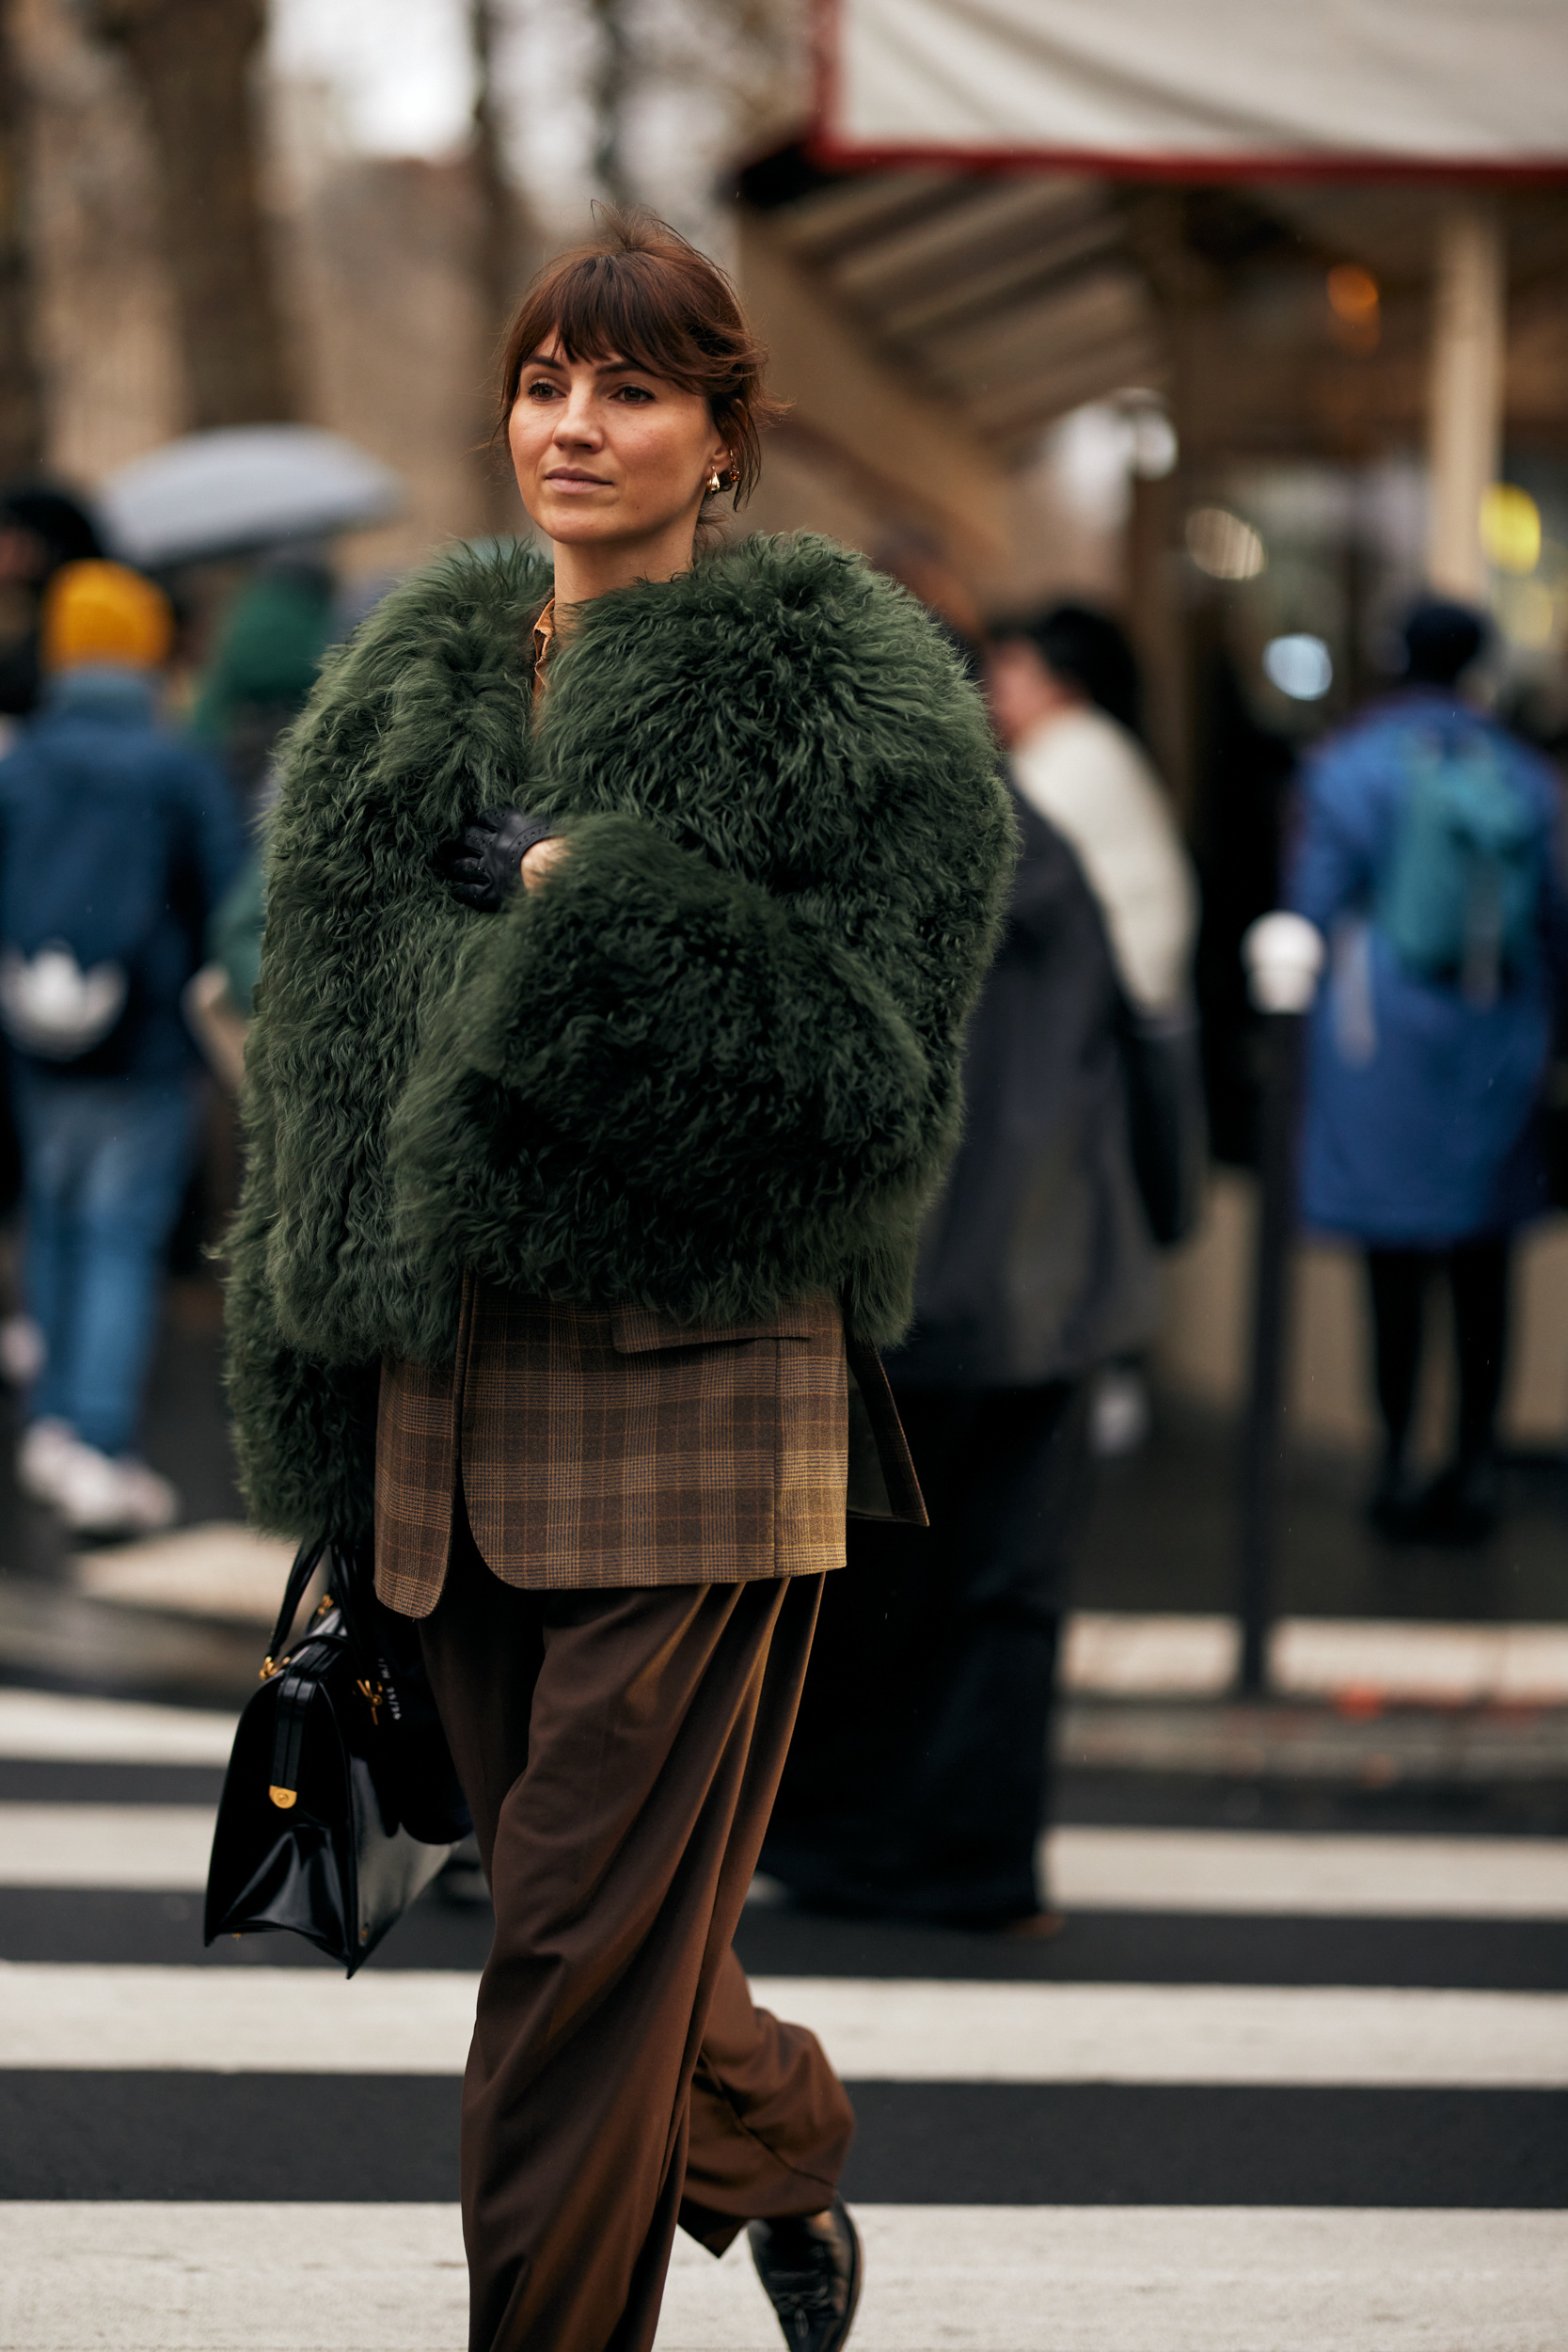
260, 1534, 331, 1678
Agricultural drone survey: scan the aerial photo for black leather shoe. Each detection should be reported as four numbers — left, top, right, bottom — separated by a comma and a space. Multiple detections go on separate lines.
747, 2197, 862, 2352
1413, 1456, 1500, 1547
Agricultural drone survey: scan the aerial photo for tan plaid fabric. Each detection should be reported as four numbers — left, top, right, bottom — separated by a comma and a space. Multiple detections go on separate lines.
374, 1279, 906, 1616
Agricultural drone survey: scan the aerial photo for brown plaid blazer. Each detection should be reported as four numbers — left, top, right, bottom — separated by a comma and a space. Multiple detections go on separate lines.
373, 1275, 924, 1616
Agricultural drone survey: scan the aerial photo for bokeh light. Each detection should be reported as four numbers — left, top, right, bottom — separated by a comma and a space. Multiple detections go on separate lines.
1480, 485, 1543, 575
1185, 506, 1266, 580
1326, 264, 1379, 324
1263, 633, 1334, 699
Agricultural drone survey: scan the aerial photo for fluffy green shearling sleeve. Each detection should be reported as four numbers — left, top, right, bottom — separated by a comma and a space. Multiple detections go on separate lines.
224, 1248, 380, 1542
387, 543, 1015, 1343
223, 977, 383, 1541
388, 810, 937, 1327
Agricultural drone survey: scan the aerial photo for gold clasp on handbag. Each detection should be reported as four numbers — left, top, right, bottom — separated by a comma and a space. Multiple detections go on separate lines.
268, 1785, 297, 1809
356, 1677, 385, 1726
259, 1651, 291, 1682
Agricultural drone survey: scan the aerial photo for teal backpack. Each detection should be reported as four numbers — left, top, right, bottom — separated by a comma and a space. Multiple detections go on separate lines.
1377, 732, 1540, 1003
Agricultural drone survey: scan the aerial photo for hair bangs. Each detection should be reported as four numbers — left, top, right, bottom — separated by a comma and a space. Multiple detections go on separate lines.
544, 258, 706, 392
496, 212, 785, 506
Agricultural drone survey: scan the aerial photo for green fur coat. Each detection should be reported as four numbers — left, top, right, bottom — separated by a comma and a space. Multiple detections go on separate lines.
227, 533, 1015, 1538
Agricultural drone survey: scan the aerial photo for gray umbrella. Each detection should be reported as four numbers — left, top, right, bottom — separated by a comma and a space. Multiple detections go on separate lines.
99, 426, 403, 568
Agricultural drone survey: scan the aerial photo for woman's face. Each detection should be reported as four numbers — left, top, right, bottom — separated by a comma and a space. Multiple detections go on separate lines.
509, 336, 729, 556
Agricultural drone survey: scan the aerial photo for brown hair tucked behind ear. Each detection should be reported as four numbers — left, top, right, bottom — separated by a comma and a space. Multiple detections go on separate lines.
496, 210, 785, 507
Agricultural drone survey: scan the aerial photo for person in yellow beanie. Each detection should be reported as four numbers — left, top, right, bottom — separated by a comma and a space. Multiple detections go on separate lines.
40, 558, 177, 675
0, 556, 242, 1534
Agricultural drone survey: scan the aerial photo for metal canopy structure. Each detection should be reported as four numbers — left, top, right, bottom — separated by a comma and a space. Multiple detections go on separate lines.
746, 167, 1163, 463
759, 0, 1568, 510
741, 158, 1568, 478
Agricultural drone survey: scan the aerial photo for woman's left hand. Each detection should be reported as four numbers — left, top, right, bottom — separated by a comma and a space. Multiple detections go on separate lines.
436, 808, 561, 911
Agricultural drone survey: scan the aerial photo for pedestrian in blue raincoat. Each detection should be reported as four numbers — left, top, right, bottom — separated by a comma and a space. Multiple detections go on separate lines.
1287, 598, 1566, 1542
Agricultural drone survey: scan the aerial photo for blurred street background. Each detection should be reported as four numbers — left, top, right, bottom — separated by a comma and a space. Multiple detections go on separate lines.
0, 2, 1566, 2346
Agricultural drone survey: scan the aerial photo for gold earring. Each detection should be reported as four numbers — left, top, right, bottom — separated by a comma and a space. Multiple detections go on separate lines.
707, 469, 723, 494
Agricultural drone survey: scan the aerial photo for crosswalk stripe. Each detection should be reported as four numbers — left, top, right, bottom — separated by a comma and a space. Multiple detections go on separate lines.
8, 1805, 1568, 1914
1065, 1611, 1568, 1701
4, 1962, 1565, 2086
0, 1804, 216, 1885
0, 1691, 237, 1764
1049, 1825, 1568, 1915
2, 2202, 1565, 2352
6, 1691, 1563, 2344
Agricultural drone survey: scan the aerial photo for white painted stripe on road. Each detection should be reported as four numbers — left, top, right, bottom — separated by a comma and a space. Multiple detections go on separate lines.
71, 1523, 296, 1626
0, 1962, 476, 2072
6, 1805, 1568, 1917
2, 2203, 1565, 2351
1064, 1612, 1568, 1702
5, 1963, 1566, 2087
755, 1977, 1568, 2086
0, 1692, 237, 1764
1047, 1824, 1568, 1915
0, 1805, 216, 1885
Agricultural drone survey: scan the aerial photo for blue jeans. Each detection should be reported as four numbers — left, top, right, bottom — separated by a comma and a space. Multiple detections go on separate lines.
12, 1071, 198, 1457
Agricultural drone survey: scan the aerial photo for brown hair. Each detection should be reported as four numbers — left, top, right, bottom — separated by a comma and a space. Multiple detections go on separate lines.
496, 211, 784, 507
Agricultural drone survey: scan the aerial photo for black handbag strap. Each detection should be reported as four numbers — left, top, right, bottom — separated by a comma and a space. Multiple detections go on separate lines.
261, 1534, 331, 1677
267, 1637, 331, 1806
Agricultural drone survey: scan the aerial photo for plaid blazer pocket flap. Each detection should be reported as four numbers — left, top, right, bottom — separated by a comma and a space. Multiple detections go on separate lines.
611, 1305, 819, 1354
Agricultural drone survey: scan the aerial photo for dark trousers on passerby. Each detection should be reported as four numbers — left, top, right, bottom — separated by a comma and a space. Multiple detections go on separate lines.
763, 1381, 1089, 1929
1365, 1235, 1511, 1470
417, 1512, 854, 2352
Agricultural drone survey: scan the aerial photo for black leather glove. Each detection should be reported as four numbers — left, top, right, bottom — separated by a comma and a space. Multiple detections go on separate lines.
436, 807, 561, 912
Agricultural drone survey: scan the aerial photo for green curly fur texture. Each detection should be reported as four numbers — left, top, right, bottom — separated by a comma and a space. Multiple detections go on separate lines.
227, 533, 1014, 1537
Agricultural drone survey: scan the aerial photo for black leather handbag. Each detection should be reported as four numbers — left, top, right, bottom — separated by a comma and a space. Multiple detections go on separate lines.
204, 1535, 471, 1974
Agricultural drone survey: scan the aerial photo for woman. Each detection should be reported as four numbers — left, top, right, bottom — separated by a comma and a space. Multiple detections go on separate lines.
226, 215, 1012, 2352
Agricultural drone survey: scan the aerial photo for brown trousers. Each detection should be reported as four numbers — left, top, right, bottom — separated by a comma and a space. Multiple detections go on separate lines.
418, 1513, 855, 2352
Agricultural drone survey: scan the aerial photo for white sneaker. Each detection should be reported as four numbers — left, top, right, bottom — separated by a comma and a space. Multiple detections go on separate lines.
0, 1314, 45, 1387
53, 1444, 180, 1537
1089, 1366, 1151, 1458
16, 1417, 86, 1505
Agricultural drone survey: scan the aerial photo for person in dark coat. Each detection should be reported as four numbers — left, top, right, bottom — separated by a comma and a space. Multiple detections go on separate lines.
1288, 597, 1567, 1543
764, 787, 1158, 1931
0, 482, 104, 723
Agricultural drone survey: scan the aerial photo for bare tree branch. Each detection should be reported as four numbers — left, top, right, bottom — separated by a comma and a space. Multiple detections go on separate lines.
0, 0, 46, 474
588, 0, 634, 211
470, 0, 533, 530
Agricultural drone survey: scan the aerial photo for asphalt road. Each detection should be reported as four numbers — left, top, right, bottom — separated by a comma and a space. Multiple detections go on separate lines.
2, 1686, 1564, 2350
